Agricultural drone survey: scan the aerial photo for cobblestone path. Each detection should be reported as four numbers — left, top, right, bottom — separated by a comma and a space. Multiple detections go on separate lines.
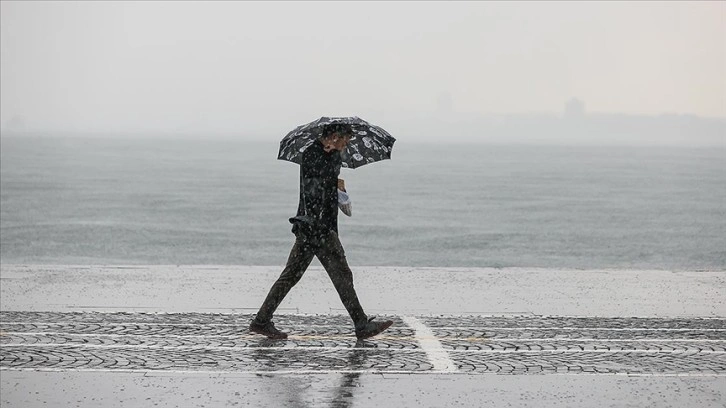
1, 312, 725, 375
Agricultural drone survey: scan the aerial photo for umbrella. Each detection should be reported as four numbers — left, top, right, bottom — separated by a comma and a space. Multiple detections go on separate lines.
278, 116, 396, 169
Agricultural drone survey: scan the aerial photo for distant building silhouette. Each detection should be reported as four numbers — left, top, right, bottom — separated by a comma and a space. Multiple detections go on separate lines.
3, 115, 27, 133
435, 91, 453, 116
564, 98, 585, 119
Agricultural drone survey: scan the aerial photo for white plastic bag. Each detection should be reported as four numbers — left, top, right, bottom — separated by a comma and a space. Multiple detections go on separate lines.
338, 189, 352, 217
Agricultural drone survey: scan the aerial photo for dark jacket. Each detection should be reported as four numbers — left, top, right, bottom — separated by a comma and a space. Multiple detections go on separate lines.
289, 139, 341, 238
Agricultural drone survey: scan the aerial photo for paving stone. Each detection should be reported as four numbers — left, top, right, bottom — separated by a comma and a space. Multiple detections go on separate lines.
1, 311, 724, 375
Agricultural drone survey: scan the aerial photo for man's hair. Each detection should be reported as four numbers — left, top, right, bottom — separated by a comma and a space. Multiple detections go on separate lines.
322, 124, 353, 139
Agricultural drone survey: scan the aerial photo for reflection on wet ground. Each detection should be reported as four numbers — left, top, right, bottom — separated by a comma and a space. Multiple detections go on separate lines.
329, 341, 368, 408
228, 339, 369, 407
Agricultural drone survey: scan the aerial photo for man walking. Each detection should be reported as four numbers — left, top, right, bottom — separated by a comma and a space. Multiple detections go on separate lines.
250, 124, 393, 340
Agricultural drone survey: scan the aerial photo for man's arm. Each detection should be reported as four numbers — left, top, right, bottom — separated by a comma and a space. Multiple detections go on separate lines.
300, 150, 327, 221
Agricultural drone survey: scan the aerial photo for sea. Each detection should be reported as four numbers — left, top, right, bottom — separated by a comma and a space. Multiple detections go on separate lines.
1, 136, 724, 270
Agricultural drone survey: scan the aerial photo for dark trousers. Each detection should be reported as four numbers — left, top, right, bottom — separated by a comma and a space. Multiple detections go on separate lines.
254, 230, 368, 328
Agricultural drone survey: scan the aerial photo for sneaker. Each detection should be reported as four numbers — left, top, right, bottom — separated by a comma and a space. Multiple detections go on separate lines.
249, 319, 288, 339
355, 317, 393, 340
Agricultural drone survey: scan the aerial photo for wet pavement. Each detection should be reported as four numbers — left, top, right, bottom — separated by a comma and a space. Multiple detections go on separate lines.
2, 312, 725, 376
1, 265, 725, 407
2, 265, 724, 317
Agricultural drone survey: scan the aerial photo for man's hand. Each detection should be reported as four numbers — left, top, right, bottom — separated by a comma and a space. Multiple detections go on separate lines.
337, 184, 352, 217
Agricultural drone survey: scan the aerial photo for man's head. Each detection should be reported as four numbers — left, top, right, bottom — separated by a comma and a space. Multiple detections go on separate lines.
320, 124, 353, 152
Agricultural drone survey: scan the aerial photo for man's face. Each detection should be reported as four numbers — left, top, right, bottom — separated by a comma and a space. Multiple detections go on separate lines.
324, 133, 352, 152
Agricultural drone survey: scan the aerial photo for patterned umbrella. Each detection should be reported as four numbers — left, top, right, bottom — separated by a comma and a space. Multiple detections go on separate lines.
278, 116, 396, 169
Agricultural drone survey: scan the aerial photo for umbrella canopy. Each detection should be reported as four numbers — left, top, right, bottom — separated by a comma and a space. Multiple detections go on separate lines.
278, 116, 396, 169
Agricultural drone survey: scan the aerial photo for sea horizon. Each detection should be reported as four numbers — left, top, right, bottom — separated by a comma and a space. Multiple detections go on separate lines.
1, 135, 724, 270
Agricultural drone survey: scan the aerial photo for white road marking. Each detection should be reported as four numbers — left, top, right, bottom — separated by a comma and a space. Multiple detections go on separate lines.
401, 316, 458, 372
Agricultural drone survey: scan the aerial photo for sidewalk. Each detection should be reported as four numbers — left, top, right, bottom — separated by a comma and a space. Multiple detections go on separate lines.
1, 265, 725, 407
1, 265, 724, 316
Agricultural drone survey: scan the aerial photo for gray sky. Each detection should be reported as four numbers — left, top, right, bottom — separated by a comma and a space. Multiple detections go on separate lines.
1, 1, 724, 137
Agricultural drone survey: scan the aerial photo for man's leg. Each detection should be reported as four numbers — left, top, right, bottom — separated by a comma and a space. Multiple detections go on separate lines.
252, 237, 314, 327
316, 232, 393, 339
315, 232, 376, 329
315, 231, 368, 327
